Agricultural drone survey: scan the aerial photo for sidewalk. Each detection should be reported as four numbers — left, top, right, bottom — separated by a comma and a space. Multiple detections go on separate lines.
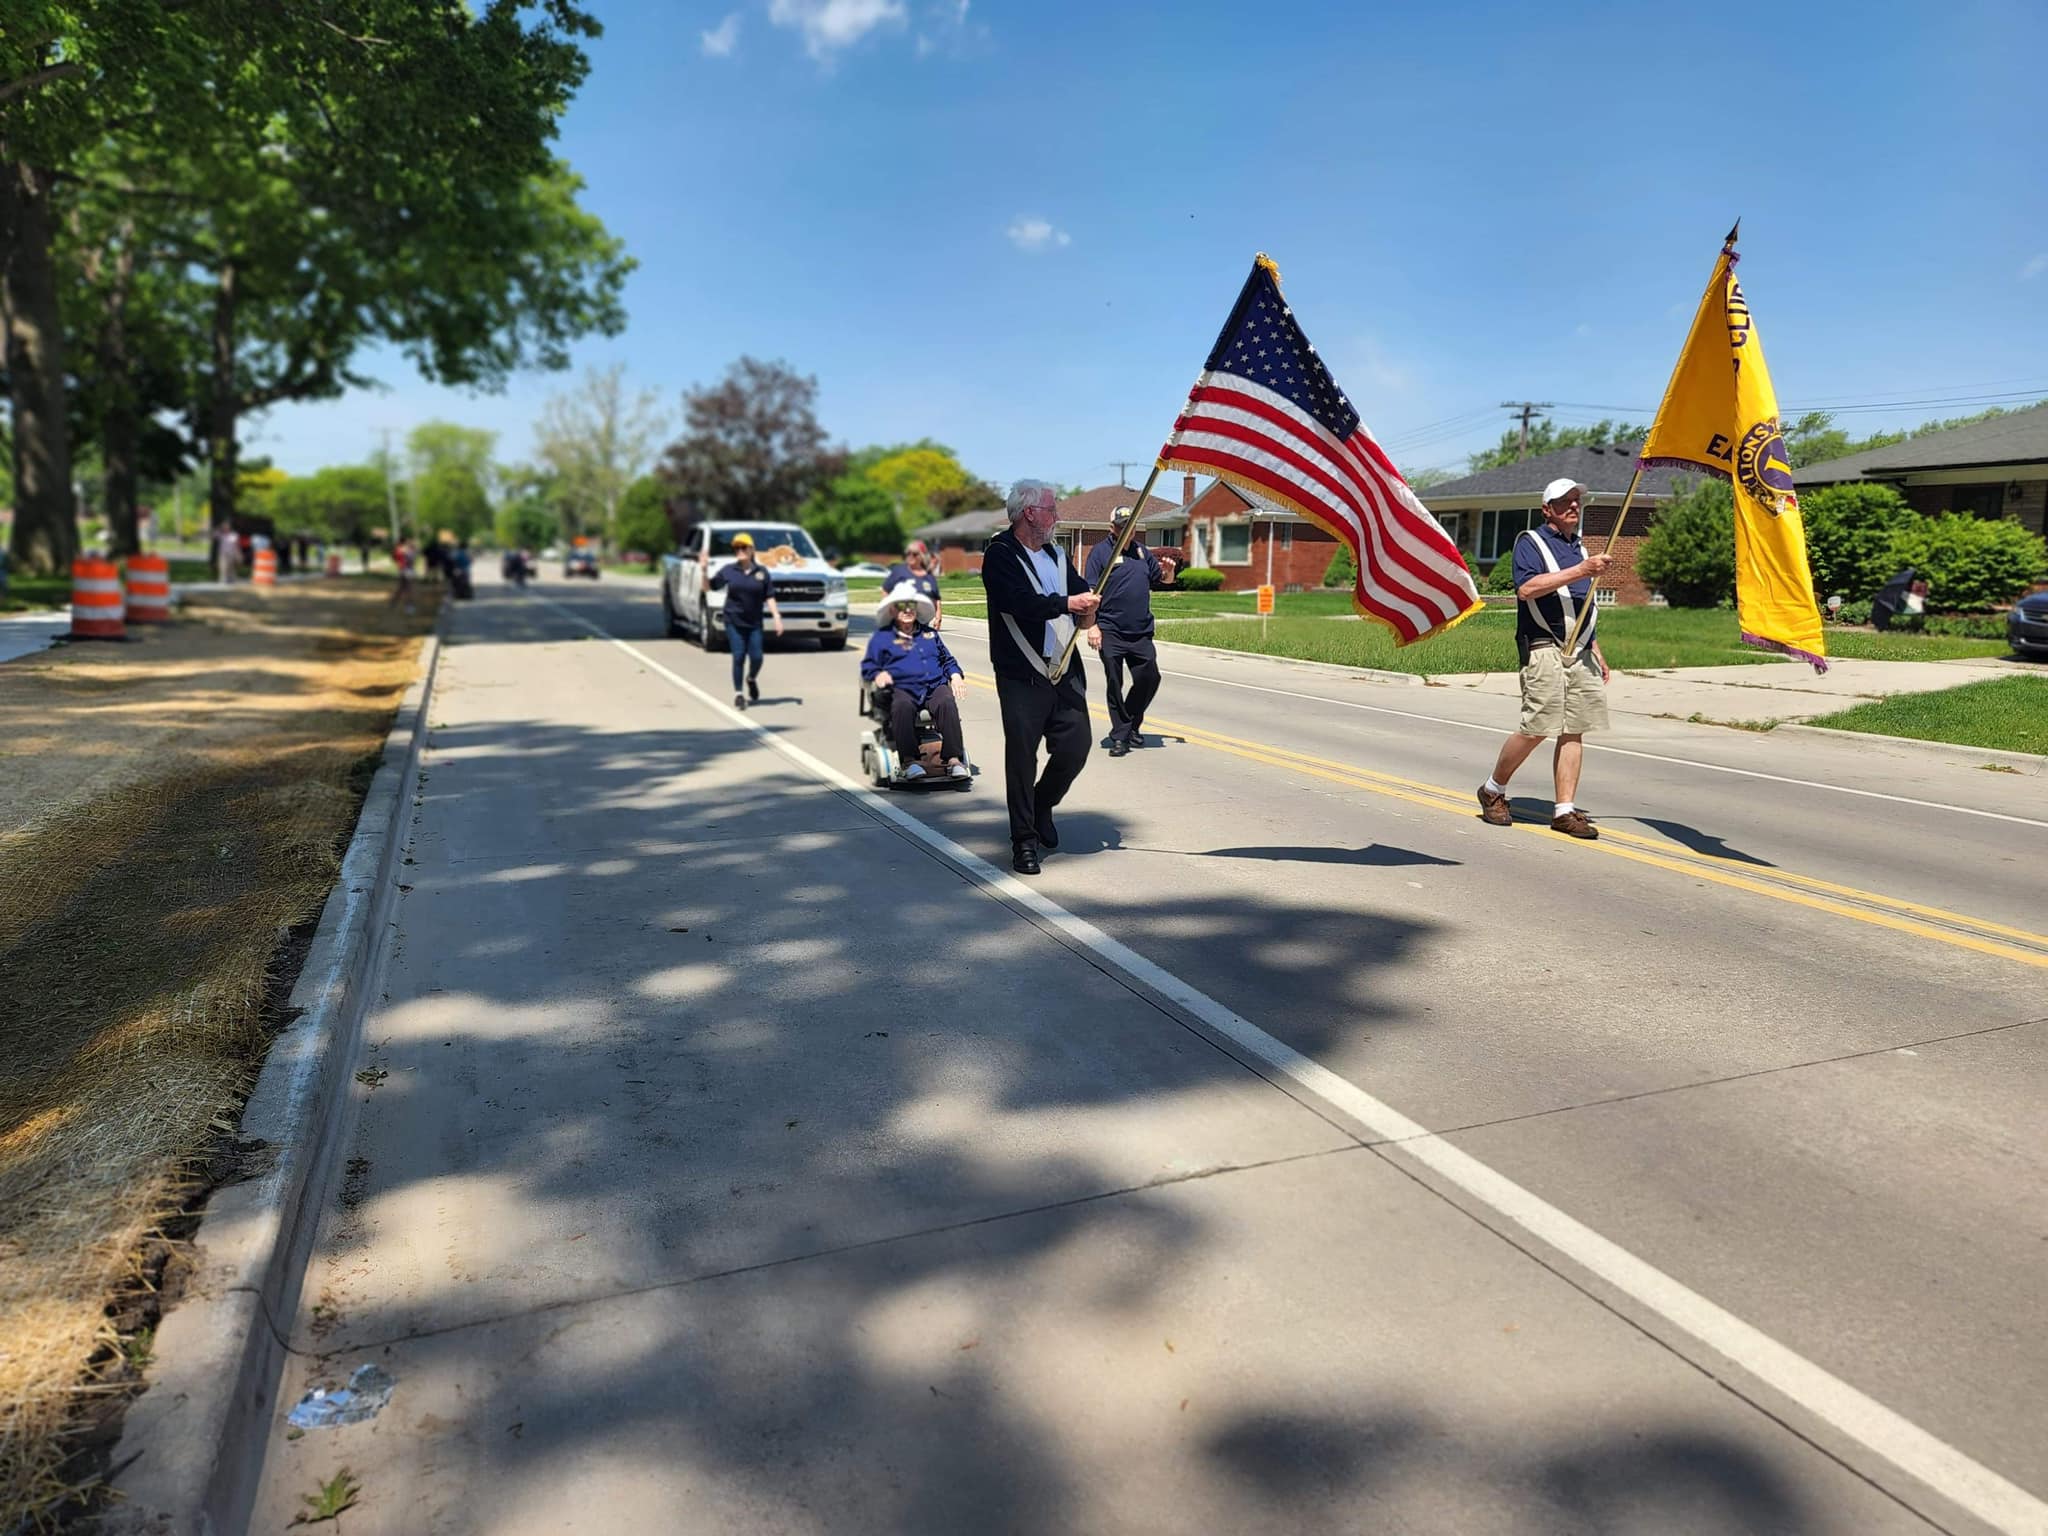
242, 592, 1927, 1534
1433, 655, 2026, 724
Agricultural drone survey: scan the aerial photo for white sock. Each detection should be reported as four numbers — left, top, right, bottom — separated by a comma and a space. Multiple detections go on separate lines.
1554, 801, 1575, 818
1483, 777, 1506, 796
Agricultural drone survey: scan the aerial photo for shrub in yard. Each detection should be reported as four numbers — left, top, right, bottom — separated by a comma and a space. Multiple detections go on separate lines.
1177, 566, 1226, 591
1638, 477, 1735, 607
1323, 545, 1354, 589
1834, 599, 1873, 625
1886, 516, 2046, 611
1800, 483, 1919, 600
1482, 555, 1518, 593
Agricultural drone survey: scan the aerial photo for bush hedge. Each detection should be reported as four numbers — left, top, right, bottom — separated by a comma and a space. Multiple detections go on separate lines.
1639, 478, 1736, 607
1802, 483, 1919, 600
1323, 545, 1354, 589
1177, 566, 1226, 592
1887, 515, 2046, 611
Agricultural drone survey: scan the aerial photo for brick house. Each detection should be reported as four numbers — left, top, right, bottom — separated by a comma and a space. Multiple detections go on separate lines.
911, 508, 1008, 574
1059, 482, 1186, 573
1131, 478, 1343, 593
1794, 401, 2048, 540
1417, 443, 1694, 606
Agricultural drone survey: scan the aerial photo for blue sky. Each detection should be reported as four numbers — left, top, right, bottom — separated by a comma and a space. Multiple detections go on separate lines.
254, 0, 2048, 493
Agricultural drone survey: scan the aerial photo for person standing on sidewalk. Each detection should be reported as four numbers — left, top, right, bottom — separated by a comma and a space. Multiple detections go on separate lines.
981, 480, 1100, 875
706, 532, 782, 709
1476, 477, 1612, 840
1084, 507, 1177, 756
215, 522, 242, 585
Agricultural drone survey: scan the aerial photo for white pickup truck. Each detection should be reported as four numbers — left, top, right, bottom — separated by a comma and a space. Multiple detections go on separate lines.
660, 521, 850, 652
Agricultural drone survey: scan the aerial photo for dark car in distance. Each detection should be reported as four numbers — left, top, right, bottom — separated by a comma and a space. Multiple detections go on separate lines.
2009, 589, 2048, 659
564, 548, 601, 580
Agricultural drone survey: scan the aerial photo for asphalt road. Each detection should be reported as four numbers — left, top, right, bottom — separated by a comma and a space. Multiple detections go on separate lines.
250, 571, 2047, 1536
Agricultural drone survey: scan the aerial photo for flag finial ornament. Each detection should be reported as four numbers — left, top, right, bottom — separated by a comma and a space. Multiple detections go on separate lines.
1724, 218, 1741, 248
1253, 252, 1282, 288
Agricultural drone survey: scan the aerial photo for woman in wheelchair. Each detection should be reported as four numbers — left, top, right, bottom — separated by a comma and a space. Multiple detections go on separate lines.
862, 582, 969, 781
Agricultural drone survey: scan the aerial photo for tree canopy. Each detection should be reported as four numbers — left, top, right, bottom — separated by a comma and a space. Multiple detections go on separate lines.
3, 1, 630, 572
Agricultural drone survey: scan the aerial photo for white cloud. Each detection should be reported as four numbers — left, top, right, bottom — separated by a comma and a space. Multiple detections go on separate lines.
1007, 216, 1071, 252
915, 0, 976, 55
2022, 252, 2048, 281
768, 0, 907, 61
701, 12, 741, 57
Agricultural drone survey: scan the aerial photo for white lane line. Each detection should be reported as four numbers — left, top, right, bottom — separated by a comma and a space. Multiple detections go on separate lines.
549, 599, 2047, 1536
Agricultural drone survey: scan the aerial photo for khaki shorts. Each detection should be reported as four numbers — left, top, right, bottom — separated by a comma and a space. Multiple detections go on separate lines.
1517, 645, 1609, 736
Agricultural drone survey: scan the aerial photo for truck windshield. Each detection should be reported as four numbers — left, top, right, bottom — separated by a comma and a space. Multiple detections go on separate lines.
709, 527, 820, 560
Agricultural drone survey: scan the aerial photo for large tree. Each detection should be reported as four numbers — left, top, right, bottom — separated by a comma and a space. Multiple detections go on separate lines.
533, 363, 667, 549
657, 356, 841, 528
3, 2, 630, 570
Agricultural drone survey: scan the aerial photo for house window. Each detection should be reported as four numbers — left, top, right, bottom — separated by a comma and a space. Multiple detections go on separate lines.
1279, 522, 1294, 549
1436, 511, 1464, 547
1949, 483, 2006, 519
1479, 508, 1542, 560
1217, 522, 1252, 564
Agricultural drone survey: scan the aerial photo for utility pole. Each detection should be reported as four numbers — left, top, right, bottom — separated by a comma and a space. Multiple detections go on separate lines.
1108, 460, 1144, 489
1498, 401, 1553, 457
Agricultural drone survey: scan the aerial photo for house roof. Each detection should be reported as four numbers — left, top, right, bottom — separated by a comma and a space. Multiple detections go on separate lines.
1055, 484, 1181, 527
1794, 401, 2048, 483
1417, 442, 1693, 503
912, 508, 1007, 541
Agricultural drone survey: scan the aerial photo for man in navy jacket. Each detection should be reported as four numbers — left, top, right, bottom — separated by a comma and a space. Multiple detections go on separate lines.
1084, 507, 1177, 755
980, 480, 1101, 874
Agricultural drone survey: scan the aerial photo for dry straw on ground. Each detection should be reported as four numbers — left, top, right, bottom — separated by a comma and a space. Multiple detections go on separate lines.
0, 583, 434, 1528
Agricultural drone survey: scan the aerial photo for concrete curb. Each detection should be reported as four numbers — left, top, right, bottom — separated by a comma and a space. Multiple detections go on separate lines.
1770, 721, 2046, 774
105, 617, 446, 1536
943, 614, 1426, 688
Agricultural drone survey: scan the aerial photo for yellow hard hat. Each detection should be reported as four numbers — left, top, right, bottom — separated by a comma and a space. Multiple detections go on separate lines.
730, 532, 755, 548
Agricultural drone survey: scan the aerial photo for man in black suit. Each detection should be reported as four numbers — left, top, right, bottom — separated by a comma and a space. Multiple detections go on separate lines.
980, 480, 1101, 875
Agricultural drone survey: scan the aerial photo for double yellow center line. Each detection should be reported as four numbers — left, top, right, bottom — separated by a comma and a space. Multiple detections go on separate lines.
956, 674, 2048, 970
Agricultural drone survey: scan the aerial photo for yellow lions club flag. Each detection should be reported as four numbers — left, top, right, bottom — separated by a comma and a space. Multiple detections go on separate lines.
1639, 223, 1826, 671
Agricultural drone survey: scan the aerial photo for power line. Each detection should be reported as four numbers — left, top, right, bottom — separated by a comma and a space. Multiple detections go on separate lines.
1498, 401, 1553, 456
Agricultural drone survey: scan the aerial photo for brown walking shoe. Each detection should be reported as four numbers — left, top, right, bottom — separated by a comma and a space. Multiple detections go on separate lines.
1550, 810, 1598, 839
1476, 786, 1513, 827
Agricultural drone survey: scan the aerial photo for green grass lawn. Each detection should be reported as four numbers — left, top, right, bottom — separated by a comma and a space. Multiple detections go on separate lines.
1803, 675, 2048, 754
1144, 605, 2013, 675
1, 557, 213, 613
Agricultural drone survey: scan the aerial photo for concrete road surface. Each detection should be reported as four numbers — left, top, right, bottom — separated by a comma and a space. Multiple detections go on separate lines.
249, 571, 2047, 1536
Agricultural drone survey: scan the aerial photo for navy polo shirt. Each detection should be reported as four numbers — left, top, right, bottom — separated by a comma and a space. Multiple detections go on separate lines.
1083, 540, 1164, 640
885, 564, 941, 607
711, 561, 774, 628
1511, 523, 1595, 652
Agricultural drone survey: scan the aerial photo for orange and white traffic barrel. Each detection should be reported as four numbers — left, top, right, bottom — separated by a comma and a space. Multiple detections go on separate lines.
126, 554, 172, 623
252, 546, 278, 587
70, 557, 126, 639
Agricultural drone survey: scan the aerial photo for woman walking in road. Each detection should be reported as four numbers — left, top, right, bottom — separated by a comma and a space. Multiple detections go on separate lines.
705, 531, 782, 708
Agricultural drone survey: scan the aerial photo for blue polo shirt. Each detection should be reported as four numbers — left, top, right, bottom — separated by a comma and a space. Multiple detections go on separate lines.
1511, 523, 1595, 653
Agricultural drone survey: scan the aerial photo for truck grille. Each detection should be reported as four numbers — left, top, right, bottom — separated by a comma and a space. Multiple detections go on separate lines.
774, 579, 827, 603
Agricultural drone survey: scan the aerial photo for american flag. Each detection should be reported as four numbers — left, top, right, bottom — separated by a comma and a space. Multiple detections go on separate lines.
1161, 257, 1480, 644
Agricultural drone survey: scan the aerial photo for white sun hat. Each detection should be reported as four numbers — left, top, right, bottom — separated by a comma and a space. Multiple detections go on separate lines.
876, 580, 937, 627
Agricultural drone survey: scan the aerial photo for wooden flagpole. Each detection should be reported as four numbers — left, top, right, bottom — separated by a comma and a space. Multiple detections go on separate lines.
1047, 461, 1164, 684
1561, 467, 1642, 655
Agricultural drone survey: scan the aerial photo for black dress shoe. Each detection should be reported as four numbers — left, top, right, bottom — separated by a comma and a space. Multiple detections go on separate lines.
1108, 737, 1130, 757
1011, 840, 1041, 875
1033, 813, 1058, 849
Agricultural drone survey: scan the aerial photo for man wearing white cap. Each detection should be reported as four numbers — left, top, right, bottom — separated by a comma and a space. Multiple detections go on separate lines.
1476, 477, 1611, 839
